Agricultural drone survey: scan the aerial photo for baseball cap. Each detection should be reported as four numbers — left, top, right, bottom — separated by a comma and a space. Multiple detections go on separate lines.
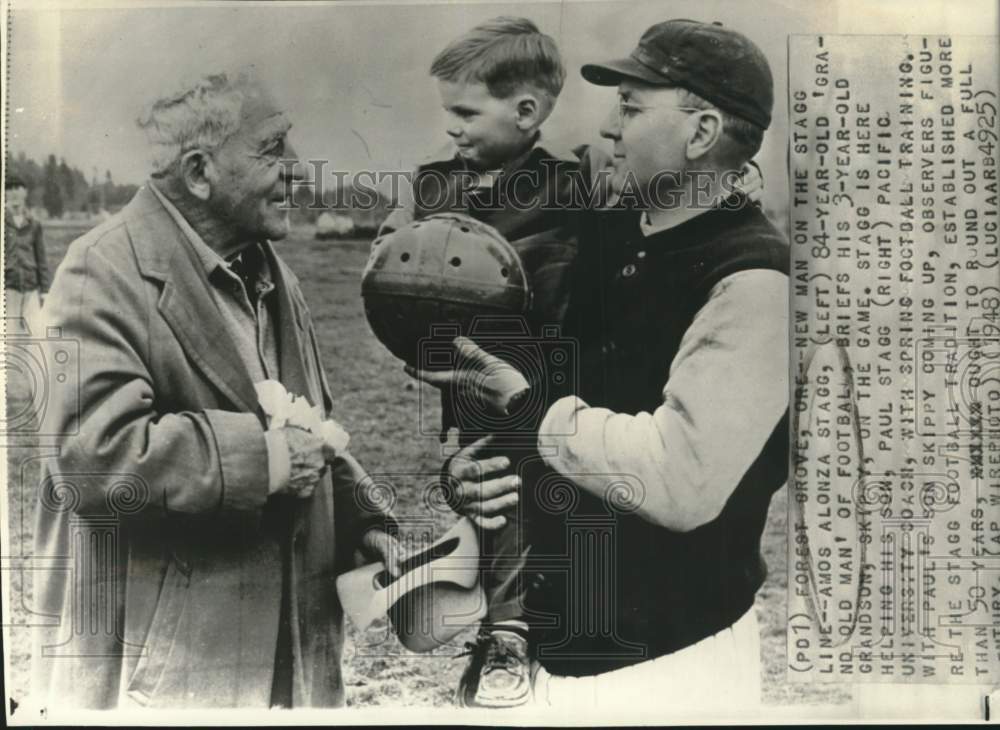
581, 19, 773, 129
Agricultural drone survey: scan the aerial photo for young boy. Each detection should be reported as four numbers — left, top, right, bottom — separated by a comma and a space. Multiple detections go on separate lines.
382, 16, 763, 708
377, 16, 593, 709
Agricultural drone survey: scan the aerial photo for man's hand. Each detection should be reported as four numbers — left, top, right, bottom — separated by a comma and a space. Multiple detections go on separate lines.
361, 527, 404, 577
318, 418, 350, 461
442, 434, 520, 530
405, 337, 530, 418
272, 425, 327, 499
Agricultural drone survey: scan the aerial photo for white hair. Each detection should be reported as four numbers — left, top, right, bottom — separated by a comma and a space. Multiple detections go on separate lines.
136, 67, 260, 176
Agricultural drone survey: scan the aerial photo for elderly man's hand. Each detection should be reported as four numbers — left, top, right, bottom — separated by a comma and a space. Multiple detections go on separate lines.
273, 425, 327, 499
361, 528, 405, 577
405, 337, 530, 419
442, 435, 521, 530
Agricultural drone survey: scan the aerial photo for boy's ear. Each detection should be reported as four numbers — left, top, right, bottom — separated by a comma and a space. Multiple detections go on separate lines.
513, 92, 542, 130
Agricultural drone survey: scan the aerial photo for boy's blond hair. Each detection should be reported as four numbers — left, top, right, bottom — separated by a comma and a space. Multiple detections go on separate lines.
430, 16, 565, 113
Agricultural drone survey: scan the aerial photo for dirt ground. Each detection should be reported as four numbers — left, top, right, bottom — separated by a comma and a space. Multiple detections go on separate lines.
2, 224, 850, 710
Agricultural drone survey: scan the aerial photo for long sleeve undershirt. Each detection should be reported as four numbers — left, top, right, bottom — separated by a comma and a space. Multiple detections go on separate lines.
537, 268, 789, 532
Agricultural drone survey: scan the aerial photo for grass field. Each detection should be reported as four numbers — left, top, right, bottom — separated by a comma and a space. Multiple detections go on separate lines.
3, 223, 850, 710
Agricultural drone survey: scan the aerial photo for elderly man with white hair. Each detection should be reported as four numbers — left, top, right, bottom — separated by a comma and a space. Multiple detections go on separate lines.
31, 68, 400, 710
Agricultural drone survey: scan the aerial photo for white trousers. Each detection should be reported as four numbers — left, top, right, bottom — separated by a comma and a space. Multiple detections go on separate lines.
532, 607, 761, 717
5, 288, 44, 336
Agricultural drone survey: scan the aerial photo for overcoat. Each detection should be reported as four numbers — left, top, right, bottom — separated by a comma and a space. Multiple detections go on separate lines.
31, 185, 389, 708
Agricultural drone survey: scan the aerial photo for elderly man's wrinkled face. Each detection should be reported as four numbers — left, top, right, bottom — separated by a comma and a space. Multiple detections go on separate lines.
208, 85, 297, 241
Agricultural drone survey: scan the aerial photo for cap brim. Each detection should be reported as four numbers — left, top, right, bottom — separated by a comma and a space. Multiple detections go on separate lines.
581, 57, 670, 86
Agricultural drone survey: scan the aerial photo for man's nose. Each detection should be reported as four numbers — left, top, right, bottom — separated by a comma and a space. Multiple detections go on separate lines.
599, 103, 621, 141
445, 120, 463, 139
280, 140, 306, 183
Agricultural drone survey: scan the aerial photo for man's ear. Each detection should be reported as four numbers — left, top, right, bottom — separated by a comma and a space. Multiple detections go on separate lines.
686, 109, 723, 161
179, 149, 213, 201
513, 93, 541, 131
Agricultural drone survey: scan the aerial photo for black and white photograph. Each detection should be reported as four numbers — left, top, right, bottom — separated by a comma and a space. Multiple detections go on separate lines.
1, 0, 997, 724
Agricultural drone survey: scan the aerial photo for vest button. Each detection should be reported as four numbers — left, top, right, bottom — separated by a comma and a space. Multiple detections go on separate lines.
636, 250, 646, 259
622, 263, 637, 277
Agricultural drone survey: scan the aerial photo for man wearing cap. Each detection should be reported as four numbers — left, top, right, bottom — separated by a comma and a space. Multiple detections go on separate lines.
421, 19, 788, 712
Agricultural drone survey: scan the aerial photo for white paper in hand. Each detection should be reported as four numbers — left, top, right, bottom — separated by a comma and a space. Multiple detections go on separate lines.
255, 379, 351, 457
255, 379, 293, 428
318, 419, 350, 456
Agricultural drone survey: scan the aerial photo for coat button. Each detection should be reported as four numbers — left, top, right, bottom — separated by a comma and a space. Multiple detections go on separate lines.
636, 250, 646, 259
622, 263, 637, 277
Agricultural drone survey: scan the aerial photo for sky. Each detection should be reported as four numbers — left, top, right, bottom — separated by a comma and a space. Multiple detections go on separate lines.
5, 0, 995, 208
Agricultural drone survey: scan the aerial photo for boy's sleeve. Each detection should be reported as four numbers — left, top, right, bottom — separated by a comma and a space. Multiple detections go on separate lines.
377, 167, 417, 237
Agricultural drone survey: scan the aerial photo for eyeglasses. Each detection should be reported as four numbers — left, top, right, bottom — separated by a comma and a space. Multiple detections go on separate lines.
617, 97, 703, 126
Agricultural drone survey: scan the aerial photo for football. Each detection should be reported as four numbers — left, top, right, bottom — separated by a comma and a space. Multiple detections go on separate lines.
361, 213, 530, 367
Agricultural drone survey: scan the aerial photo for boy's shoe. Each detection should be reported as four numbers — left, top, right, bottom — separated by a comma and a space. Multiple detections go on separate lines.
455, 627, 532, 708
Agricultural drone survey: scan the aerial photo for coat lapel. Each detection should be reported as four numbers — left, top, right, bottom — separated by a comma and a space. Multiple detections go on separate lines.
264, 244, 314, 404
126, 185, 260, 413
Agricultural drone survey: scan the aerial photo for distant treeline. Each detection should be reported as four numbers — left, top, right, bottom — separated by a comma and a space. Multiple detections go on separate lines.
4, 152, 394, 233
5, 152, 139, 219
289, 182, 392, 235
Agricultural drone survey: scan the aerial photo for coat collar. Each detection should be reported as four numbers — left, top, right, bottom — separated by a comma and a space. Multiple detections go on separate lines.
4, 208, 35, 231
124, 184, 309, 413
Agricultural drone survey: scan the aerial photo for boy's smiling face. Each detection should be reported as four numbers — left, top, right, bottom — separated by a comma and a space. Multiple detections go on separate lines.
436, 79, 534, 170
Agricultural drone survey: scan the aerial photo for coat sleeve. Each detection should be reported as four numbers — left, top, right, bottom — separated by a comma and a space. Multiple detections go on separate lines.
3, 224, 16, 288
300, 307, 399, 543
537, 269, 788, 532
33, 221, 51, 293
42, 235, 270, 519
330, 452, 400, 548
